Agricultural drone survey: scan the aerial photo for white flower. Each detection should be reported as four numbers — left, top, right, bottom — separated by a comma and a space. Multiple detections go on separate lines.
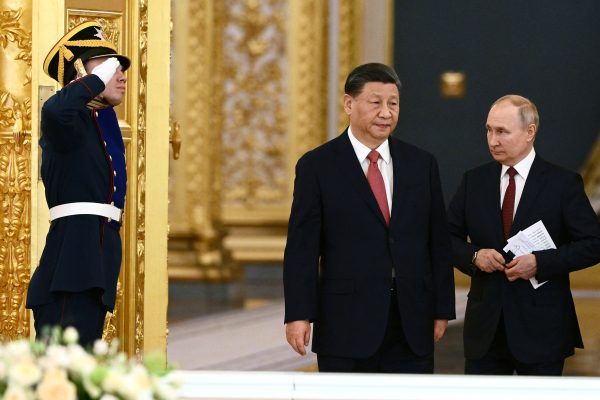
82, 375, 102, 398
67, 344, 97, 375
62, 326, 79, 344
152, 376, 179, 400
36, 368, 77, 400
8, 358, 42, 387
4, 340, 32, 362
3, 385, 30, 400
0, 328, 177, 400
100, 395, 119, 400
93, 339, 109, 356
39, 344, 70, 370
102, 369, 127, 393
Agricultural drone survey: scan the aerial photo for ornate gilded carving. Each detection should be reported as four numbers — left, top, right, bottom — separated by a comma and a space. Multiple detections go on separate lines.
0, 3, 32, 341
68, 16, 121, 46
0, 135, 31, 341
220, 0, 288, 208
0, 92, 30, 132
135, 0, 148, 356
0, 7, 32, 85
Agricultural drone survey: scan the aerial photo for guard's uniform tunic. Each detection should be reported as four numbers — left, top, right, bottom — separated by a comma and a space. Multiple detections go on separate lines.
26, 74, 126, 341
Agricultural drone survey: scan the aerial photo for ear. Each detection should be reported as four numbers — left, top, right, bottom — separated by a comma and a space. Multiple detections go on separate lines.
526, 124, 537, 142
343, 94, 353, 115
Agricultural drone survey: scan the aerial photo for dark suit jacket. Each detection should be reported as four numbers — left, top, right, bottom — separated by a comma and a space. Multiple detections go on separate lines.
447, 155, 600, 363
26, 74, 124, 311
283, 131, 455, 359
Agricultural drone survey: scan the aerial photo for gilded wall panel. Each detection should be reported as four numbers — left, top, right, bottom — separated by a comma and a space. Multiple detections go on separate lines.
170, 0, 334, 266
0, 2, 32, 341
169, 0, 239, 280
219, 0, 288, 210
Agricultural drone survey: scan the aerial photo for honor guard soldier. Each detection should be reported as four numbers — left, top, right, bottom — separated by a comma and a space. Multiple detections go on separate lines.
26, 22, 130, 346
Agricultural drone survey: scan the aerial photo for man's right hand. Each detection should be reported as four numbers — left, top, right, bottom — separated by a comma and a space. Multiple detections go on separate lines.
285, 320, 311, 356
473, 248, 505, 273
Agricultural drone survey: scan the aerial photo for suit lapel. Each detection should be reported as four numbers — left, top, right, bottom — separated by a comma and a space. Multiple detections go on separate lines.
389, 138, 407, 227
334, 132, 387, 226
486, 162, 505, 243
511, 156, 547, 234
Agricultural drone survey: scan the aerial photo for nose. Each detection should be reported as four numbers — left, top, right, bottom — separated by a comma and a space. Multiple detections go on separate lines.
378, 104, 392, 119
488, 132, 499, 146
116, 70, 127, 83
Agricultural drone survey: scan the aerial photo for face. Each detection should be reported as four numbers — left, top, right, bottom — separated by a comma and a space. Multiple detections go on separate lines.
486, 101, 536, 166
344, 82, 400, 149
85, 56, 127, 106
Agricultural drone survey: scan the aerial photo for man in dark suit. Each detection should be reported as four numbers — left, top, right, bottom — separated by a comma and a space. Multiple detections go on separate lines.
283, 63, 455, 373
448, 94, 600, 375
26, 22, 129, 346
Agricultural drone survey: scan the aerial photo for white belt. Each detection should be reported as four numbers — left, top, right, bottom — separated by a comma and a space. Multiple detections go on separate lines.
49, 202, 122, 222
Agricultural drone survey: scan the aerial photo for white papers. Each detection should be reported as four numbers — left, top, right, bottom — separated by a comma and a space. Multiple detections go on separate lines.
503, 220, 556, 289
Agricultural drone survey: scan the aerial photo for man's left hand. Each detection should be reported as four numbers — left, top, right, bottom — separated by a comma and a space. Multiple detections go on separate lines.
433, 319, 448, 342
504, 253, 537, 281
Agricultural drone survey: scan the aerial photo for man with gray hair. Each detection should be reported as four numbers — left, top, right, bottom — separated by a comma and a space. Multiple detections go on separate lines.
448, 94, 600, 375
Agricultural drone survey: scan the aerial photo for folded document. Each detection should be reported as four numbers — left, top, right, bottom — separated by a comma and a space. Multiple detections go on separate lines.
503, 220, 556, 289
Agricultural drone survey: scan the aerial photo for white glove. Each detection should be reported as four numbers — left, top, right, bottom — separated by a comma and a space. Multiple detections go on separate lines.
91, 57, 120, 85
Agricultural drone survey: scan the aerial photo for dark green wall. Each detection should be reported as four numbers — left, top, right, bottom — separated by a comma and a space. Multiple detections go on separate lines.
393, 0, 600, 201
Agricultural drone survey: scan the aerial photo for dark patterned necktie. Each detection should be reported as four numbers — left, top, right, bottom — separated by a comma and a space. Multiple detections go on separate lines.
501, 167, 517, 240
367, 150, 390, 226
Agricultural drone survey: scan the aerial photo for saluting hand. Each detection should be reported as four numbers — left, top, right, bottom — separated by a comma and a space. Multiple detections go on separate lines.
91, 57, 120, 85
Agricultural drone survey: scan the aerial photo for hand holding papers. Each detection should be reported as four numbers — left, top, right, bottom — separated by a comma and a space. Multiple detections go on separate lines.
503, 220, 556, 289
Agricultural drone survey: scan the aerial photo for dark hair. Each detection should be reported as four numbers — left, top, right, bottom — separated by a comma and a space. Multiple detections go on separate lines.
344, 63, 402, 97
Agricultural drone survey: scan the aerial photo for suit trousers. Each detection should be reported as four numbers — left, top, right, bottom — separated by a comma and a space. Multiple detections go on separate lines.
465, 313, 564, 376
32, 289, 107, 348
317, 290, 434, 373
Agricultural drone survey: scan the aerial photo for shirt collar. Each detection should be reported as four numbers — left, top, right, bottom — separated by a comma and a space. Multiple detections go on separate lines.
501, 147, 536, 179
347, 126, 391, 164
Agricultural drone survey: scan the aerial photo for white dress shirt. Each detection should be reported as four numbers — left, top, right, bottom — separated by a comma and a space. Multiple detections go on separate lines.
499, 148, 536, 217
347, 127, 393, 213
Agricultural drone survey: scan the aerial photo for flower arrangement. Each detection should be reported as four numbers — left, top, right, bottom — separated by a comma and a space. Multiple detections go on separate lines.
0, 327, 178, 400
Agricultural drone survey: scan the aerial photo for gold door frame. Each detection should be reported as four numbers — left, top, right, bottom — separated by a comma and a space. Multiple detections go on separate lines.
0, 0, 169, 357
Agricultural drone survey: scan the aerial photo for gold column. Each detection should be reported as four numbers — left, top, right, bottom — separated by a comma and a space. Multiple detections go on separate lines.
337, 0, 363, 133
0, 0, 32, 341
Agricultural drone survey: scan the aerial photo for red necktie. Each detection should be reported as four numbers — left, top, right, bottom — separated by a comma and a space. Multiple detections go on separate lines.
367, 150, 390, 226
501, 167, 517, 240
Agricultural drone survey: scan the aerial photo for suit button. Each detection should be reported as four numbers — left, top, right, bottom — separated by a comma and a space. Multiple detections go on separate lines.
113, 186, 117, 192
113, 170, 117, 177
103, 141, 107, 147
109, 155, 112, 161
